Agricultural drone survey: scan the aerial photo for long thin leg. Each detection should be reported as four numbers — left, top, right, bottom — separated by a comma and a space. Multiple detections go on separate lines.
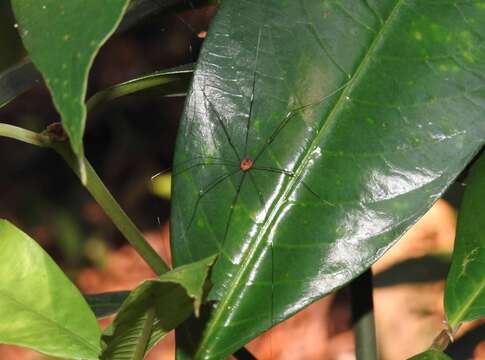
253, 81, 351, 162
186, 169, 240, 230
152, 155, 237, 179
252, 166, 334, 206
175, 154, 236, 167
202, 90, 242, 162
253, 109, 298, 162
221, 172, 246, 246
252, 165, 294, 176
244, 28, 263, 157
173, 161, 238, 177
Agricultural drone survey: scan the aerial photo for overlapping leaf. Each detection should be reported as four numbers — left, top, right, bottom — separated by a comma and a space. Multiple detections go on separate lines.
0, 220, 101, 359
101, 255, 216, 360
11, 0, 129, 156
171, 0, 485, 358
445, 152, 485, 327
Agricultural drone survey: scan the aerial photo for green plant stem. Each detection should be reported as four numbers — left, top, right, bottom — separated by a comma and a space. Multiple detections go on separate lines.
0, 123, 170, 275
350, 269, 378, 360
53, 142, 170, 275
133, 306, 156, 360
0, 123, 49, 147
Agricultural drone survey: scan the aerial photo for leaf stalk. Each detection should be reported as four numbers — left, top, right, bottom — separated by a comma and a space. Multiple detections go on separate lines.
350, 269, 378, 360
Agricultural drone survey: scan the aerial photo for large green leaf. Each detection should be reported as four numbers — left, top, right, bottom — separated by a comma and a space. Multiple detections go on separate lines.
409, 350, 452, 360
445, 152, 485, 326
171, 0, 485, 358
0, 220, 101, 359
101, 255, 216, 360
11, 0, 129, 156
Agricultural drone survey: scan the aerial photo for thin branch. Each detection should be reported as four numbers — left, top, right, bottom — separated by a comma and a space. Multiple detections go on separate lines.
53, 141, 170, 275
350, 269, 378, 360
0, 123, 50, 147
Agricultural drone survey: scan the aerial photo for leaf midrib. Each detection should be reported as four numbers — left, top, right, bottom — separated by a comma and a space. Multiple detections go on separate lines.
447, 261, 485, 326
196, 0, 407, 356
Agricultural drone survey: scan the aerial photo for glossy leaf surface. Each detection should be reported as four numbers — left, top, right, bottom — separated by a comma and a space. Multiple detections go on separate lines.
101, 255, 216, 360
409, 350, 452, 360
171, 1, 485, 358
445, 152, 485, 326
11, 0, 129, 155
0, 220, 101, 359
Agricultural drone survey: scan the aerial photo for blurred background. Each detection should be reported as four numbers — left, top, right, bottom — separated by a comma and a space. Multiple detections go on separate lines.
0, 0, 484, 359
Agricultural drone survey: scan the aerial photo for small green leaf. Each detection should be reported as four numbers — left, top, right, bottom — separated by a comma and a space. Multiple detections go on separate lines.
11, 0, 130, 155
0, 220, 101, 359
445, 153, 485, 326
86, 63, 194, 112
409, 350, 452, 360
2, 0, 193, 111
101, 255, 216, 360
84, 291, 130, 319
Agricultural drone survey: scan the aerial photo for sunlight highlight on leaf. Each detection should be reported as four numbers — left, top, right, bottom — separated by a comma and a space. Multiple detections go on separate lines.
0, 220, 101, 359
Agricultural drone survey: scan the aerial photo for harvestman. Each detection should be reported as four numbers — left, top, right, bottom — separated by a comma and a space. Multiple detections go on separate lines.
166, 31, 351, 335
173, 81, 348, 246
168, 30, 350, 252
169, 78, 348, 333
